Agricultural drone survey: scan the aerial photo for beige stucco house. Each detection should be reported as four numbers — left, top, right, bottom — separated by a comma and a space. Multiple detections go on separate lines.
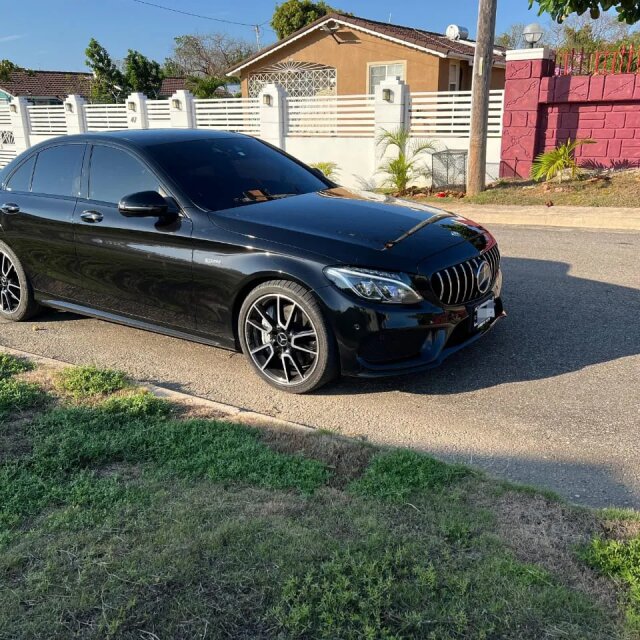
228, 13, 506, 98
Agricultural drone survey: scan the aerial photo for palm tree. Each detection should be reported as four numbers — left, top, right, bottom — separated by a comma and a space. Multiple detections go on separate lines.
530, 138, 595, 183
376, 127, 435, 194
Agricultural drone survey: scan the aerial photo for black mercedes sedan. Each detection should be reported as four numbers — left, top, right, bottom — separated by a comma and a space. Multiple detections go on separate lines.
0, 130, 504, 393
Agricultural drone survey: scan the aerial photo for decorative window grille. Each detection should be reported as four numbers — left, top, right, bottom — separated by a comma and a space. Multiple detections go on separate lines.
248, 61, 337, 98
0, 130, 14, 145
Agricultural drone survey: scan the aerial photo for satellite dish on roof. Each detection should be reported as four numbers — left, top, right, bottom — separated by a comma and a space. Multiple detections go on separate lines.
446, 25, 469, 41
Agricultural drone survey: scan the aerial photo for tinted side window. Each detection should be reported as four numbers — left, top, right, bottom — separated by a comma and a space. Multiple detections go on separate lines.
5, 155, 36, 192
31, 144, 85, 197
89, 146, 160, 204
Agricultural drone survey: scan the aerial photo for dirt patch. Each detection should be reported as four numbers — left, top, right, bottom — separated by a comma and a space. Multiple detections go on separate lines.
261, 428, 377, 489
488, 490, 618, 614
602, 518, 640, 542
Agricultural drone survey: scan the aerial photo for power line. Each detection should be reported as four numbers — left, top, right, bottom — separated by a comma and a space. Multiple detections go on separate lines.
131, 0, 267, 28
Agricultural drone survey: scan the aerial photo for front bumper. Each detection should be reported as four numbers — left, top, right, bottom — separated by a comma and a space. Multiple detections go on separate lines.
315, 271, 505, 378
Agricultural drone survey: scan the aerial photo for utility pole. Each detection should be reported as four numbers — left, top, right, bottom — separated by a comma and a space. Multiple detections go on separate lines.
467, 0, 498, 196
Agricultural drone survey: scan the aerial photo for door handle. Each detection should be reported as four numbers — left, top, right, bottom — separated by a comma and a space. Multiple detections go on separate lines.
80, 210, 103, 223
1, 203, 20, 214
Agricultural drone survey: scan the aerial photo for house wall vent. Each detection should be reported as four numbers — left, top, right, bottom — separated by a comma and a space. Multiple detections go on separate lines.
445, 25, 469, 41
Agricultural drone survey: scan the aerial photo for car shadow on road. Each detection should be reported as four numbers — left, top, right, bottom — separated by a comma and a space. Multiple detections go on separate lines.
328, 256, 640, 396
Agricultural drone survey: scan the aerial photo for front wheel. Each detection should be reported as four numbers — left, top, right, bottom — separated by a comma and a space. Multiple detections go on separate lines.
238, 280, 339, 393
0, 240, 40, 322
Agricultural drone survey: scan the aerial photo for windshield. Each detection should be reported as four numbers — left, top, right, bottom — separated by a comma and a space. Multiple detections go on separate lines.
148, 137, 328, 212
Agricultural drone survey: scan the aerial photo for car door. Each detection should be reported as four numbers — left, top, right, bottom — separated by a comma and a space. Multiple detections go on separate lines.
0, 143, 85, 301
73, 143, 195, 331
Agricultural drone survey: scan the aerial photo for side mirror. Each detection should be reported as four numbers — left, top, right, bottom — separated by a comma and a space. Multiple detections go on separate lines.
118, 191, 171, 218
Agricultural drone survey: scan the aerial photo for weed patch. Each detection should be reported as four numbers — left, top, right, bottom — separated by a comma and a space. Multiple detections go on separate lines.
349, 449, 470, 501
55, 365, 129, 398
584, 536, 640, 633
0, 353, 33, 379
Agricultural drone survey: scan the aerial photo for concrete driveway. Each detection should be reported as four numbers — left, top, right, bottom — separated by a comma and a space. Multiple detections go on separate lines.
1, 225, 639, 508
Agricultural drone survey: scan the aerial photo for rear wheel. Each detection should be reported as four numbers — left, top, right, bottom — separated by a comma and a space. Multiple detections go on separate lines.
238, 280, 339, 393
0, 240, 40, 322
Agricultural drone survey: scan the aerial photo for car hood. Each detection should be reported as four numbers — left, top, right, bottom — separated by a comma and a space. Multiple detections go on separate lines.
209, 187, 488, 270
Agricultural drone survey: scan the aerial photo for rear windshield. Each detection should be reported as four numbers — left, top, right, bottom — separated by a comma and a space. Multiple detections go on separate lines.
148, 137, 327, 212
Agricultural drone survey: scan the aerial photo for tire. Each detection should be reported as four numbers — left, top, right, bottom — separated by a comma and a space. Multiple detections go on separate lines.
0, 239, 41, 322
238, 280, 339, 393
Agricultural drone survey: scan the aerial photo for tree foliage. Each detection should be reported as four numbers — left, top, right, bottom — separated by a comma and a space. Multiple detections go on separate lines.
530, 0, 640, 25
496, 23, 527, 49
123, 50, 163, 98
85, 39, 164, 102
530, 138, 595, 182
166, 34, 253, 78
85, 38, 127, 103
271, 0, 337, 39
0, 60, 19, 84
376, 128, 435, 194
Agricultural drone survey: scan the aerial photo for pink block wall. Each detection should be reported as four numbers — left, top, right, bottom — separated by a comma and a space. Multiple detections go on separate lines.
500, 56, 640, 178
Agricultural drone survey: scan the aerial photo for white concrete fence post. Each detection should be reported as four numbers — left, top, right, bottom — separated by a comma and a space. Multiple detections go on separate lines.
8, 97, 31, 152
169, 90, 195, 129
373, 78, 410, 180
126, 92, 148, 129
63, 94, 87, 135
258, 83, 287, 149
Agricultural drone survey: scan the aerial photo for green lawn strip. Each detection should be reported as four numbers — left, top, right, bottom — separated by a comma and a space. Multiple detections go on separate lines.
583, 535, 640, 634
0, 479, 617, 639
0, 363, 631, 638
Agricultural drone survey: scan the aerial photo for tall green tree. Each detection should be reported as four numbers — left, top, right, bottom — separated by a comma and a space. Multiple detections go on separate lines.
530, 0, 640, 24
123, 50, 163, 98
85, 38, 126, 103
271, 0, 337, 39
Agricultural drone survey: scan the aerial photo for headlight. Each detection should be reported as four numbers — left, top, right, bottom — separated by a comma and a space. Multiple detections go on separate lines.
324, 267, 423, 304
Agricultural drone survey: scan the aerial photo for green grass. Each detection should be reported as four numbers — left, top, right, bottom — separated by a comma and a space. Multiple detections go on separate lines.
0, 377, 45, 419
55, 365, 129, 398
584, 536, 640, 633
0, 353, 33, 379
348, 449, 470, 502
0, 359, 634, 639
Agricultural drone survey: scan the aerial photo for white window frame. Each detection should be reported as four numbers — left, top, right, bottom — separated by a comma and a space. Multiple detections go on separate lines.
366, 61, 407, 94
448, 62, 460, 92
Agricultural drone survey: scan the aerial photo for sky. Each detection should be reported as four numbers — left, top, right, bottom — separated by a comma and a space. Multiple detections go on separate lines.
2, 0, 547, 72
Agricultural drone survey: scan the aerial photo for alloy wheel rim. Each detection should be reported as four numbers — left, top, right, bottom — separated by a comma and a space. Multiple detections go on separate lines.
0, 251, 21, 314
244, 293, 319, 386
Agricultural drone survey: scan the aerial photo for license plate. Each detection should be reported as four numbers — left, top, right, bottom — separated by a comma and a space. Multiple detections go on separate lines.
474, 298, 495, 329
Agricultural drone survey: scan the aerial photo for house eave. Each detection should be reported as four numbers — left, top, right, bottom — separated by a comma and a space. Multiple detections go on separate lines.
226, 16, 458, 77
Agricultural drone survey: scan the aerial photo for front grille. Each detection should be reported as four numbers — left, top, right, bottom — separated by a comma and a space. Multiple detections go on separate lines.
431, 244, 500, 306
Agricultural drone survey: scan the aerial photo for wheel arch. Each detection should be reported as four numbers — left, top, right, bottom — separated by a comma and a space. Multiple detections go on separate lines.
230, 271, 324, 350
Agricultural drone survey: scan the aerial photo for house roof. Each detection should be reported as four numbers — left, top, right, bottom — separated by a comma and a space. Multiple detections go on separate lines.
159, 77, 187, 97
227, 12, 506, 76
0, 70, 189, 101
0, 70, 93, 100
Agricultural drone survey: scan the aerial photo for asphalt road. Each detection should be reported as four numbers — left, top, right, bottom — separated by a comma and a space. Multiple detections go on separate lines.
1, 225, 639, 508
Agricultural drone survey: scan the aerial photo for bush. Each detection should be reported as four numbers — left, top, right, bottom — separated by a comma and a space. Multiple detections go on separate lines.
530, 138, 595, 183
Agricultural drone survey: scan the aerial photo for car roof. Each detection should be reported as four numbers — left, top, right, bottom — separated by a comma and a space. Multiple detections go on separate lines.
48, 129, 246, 149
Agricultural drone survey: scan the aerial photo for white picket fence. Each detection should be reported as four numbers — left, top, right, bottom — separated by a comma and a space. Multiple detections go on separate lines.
0, 87, 505, 188
194, 97, 260, 135
410, 90, 504, 138
287, 94, 376, 137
